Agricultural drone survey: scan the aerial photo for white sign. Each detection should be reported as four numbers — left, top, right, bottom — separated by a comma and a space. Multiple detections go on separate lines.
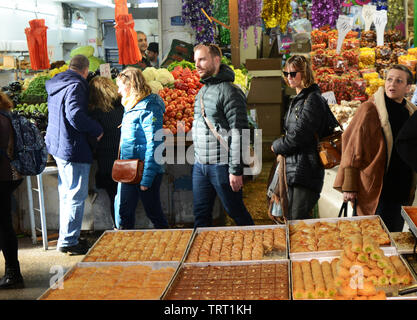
322, 91, 337, 105
100, 63, 111, 79
336, 15, 354, 54
47, 46, 55, 62
362, 4, 377, 31
374, 10, 387, 46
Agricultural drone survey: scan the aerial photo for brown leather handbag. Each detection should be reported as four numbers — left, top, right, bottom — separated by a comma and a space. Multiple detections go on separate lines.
317, 129, 343, 169
111, 144, 144, 184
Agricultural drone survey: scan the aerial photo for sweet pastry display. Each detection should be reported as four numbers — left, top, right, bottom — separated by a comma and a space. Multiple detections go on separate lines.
293, 235, 413, 300
290, 218, 391, 253
164, 263, 289, 300
83, 230, 192, 262
42, 265, 176, 300
391, 232, 416, 253
186, 228, 286, 262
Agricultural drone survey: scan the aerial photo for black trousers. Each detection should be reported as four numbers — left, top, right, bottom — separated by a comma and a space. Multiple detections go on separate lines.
0, 179, 23, 269
375, 195, 406, 232
96, 172, 117, 227
287, 185, 320, 220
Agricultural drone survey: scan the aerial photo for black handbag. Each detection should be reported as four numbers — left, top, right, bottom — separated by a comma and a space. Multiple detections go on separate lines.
338, 200, 357, 217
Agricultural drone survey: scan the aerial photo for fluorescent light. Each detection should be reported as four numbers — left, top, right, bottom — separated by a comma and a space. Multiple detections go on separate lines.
88, 0, 115, 8
138, 3, 158, 8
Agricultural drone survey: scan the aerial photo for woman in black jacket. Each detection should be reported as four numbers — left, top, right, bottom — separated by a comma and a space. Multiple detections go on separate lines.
0, 92, 24, 289
89, 76, 124, 228
271, 55, 335, 220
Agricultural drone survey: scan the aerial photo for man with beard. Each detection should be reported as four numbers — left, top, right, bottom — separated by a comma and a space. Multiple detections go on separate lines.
191, 43, 254, 227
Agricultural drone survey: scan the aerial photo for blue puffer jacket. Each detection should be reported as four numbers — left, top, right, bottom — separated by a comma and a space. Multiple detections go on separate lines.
45, 69, 103, 163
120, 93, 165, 187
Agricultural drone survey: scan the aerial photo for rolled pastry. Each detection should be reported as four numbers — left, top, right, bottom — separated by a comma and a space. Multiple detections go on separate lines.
357, 252, 369, 263
343, 244, 357, 261
389, 256, 412, 284
321, 261, 337, 298
367, 275, 378, 286
339, 252, 354, 269
377, 275, 389, 286
301, 261, 316, 299
339, 279, 357, 298
348, 234, 363, 253
292, 262, 305, 299
357, 280, 377, 296
362, 235, 377, 254
370, 248, 384, 261
310, 259, 326, 299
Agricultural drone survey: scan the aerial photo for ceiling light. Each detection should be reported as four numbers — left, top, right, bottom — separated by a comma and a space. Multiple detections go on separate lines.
138, 3, 158, 8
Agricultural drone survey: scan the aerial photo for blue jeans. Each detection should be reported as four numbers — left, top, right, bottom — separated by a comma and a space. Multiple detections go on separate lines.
114, 173, 168, 229
54, 157, 91, 248
192, 162, 254, 227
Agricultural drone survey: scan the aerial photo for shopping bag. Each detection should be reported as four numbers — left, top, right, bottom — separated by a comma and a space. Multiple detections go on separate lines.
338, 200, 357, 218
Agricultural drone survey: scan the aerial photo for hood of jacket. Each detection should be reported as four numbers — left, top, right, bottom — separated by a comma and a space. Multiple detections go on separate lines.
127, 93, 166, 114
45, 69, 88, 96
200, 63, 235, 85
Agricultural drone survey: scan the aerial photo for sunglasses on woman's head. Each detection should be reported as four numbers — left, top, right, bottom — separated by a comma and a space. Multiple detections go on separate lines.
283, 71, 298, 78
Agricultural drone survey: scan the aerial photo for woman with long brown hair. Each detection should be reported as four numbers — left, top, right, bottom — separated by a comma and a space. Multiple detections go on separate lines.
89, 76, 124, 228
271, 55, 338, 221
114, 67, 168, 229
0, 92, 24, 289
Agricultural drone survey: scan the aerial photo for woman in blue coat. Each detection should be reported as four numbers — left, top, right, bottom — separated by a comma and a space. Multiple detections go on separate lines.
115, 67, 168, 229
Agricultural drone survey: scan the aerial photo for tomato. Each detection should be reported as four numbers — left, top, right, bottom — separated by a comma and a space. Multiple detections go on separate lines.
183, 67, 192, 76
187, 82, 197, 89
168, 111, 176, 118
171, 92, 178, 99
165, 96, 172, 102
174, 66, 183, 73
176, 112, 183, 120
185, 125, 191, 132
187, 88, 197, 96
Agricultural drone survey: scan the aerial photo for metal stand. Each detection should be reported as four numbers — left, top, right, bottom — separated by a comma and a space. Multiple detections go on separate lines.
26, 166, 58, 250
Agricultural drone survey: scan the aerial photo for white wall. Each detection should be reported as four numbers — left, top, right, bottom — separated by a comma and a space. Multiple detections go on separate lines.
0, 0, 99, 62
160, 0, 194, 60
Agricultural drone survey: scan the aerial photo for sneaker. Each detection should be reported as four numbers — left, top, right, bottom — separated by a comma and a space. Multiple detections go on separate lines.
57, 242, 89, 255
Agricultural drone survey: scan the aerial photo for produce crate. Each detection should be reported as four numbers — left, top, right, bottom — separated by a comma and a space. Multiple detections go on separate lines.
81, 228, 194, 263
288, 216, 395, 259
38, 261, 179, 300
183, 224, 288, 263
290, 248, 417, 300
162, 260, 290, 300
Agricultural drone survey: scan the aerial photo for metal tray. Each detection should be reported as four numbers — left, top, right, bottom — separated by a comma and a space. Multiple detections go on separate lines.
401, 206, 417, 240
391, 232, 417, 255
288, 216, 395, 259
290, 248, 417, 300
162, 259, 291, 300
183, 224, 288, 262
38, 261, 180, 300
81, 228, 195, 263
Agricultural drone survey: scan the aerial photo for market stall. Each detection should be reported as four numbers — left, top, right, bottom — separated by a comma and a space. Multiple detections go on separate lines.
37, 215, 417, 300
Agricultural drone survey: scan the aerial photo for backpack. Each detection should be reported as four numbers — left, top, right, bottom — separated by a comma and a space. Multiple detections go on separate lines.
0, 110, 48, 176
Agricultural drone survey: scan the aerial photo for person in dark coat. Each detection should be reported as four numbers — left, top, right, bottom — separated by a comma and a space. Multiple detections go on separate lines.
192, 43, 254, 227
271, 55, 336, 220
88, 76, 124, 228
397, 109, 417, 173
0, 92, 24, 289
45, 55, 103, 255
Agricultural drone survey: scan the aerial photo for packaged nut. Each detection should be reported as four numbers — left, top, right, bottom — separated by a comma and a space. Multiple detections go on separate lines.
375, 46, 392, 60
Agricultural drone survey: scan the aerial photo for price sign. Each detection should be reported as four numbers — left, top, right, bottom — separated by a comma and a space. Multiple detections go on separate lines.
362, 4, 376, 31
373, 10, 387, 46
336, 15, 354, 54
100, 63, 111, 79
322, 91, 338, 105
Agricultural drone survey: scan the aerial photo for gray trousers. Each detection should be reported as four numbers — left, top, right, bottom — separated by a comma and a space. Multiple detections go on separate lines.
287, 185, 320, 220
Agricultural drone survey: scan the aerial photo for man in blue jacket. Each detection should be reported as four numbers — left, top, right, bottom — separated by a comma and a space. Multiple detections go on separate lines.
45, 55, 103, 255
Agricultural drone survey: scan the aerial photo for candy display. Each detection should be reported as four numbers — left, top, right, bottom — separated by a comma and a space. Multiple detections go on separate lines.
83, 230, 193, 262
330, 100, 361, 129
359, 47, 376, 68
42, 265, 176, 300
186, 227, 287, 262
375, 46, 392, 60
290, 218, 391, 254
165, 262, 289, 300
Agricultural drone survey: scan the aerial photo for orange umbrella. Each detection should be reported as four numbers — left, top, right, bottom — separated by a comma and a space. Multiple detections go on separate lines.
25, 19, 50, 70
115, 14, 142, 65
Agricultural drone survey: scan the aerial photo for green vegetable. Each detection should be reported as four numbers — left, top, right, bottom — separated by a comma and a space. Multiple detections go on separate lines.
167, 60, 195, 71
88, 56, 106, 72
19, 75, 50, 103
70, 45, 95, 58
